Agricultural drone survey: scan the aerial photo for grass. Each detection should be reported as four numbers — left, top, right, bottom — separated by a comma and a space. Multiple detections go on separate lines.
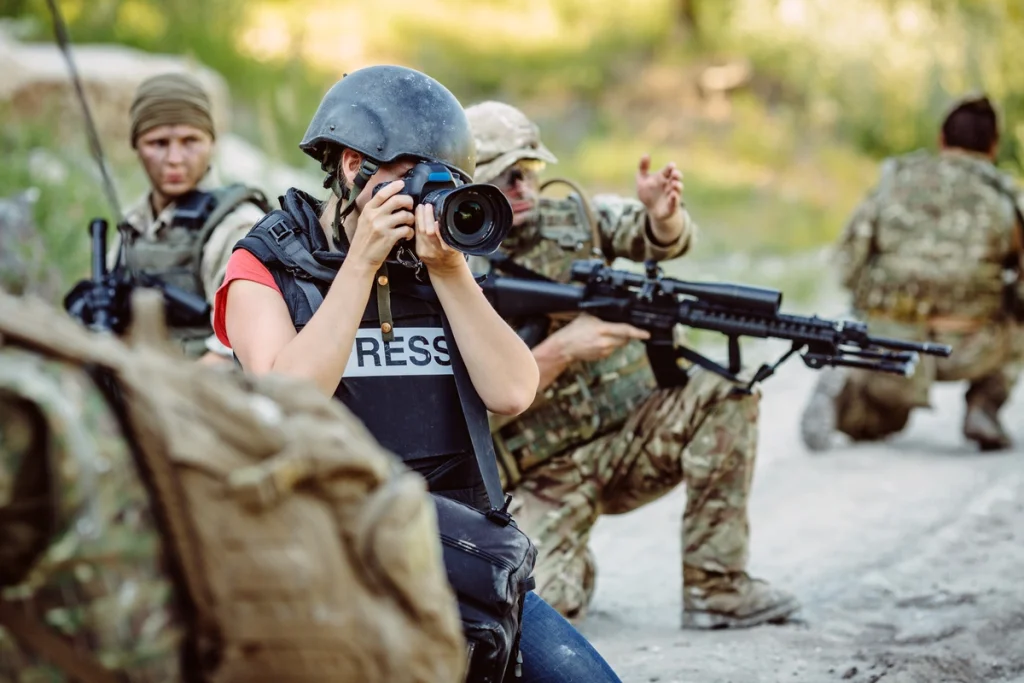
0, 110, 146, 299
5, 0, 1024, 303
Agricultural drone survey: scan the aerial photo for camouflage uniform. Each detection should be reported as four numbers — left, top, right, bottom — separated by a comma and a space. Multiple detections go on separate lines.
109, 185, 266, 359
802, 149, 1024, 451
467, 101, 800, 628
0, 346, 185, 681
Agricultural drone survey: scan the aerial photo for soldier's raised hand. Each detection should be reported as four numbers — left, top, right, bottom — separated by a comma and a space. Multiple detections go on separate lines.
636, 155, 684, 221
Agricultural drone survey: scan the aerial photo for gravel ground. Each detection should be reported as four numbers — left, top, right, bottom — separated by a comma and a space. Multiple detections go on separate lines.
578, 348, 1024, 683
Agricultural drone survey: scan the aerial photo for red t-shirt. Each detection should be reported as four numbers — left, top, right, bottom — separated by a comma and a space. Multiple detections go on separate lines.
213, 249, 280, 347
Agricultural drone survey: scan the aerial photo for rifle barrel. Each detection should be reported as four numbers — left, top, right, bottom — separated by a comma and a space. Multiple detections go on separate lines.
89, 218, 108, 282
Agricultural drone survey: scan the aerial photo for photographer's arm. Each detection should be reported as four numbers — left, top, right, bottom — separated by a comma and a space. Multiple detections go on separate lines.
417, 205, 539, 416
228, 183, 415, 396
226, 261, 374, 395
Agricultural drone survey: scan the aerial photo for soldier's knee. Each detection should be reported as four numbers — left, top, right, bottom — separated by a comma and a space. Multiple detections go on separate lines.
835, 379, 913, 440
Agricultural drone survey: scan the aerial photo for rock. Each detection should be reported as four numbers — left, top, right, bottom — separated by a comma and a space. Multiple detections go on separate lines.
214, 134, 320, 204
0, 25, 230, 160
0, 189, 58, 298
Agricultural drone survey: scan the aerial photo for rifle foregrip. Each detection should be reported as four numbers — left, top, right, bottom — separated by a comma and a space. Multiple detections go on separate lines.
483, 275, 585, 318
160, 282, 211, 318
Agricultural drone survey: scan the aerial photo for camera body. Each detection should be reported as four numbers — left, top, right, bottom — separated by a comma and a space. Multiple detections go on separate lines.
372, 162, 513, 256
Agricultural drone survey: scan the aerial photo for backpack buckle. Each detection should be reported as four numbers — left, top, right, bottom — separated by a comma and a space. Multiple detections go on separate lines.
486, 494, 514, 527
268, 221, 293, 243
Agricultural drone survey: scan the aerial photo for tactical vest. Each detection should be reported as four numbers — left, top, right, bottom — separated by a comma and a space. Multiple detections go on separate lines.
851, 151, 1019, 322
236, 189, 488, 509
125, 184, 271, 358
488, 187, 658, 485
0, 291, 467, 683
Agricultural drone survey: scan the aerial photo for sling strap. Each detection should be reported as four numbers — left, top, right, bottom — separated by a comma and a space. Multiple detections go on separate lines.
0, 601, 122, 683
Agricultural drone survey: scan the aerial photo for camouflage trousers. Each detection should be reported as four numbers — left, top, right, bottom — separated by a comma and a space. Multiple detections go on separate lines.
830, 319, 1023, 440
507, 369, 760, 620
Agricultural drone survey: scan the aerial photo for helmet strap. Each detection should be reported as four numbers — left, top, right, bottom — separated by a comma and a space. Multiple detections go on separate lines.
330, 158, 379, 246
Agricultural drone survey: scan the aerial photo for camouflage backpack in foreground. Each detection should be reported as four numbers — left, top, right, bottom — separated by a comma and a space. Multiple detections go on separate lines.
0, 290, 466, 683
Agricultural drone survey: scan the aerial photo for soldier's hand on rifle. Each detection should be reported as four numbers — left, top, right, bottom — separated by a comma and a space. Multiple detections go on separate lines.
347, 180, 415, 272
551, 313, 650, 362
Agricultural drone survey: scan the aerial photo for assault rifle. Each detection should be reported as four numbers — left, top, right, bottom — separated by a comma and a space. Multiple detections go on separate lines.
42, 0, 209, 335
64, 218, 210, 334
480, 257, 952, 391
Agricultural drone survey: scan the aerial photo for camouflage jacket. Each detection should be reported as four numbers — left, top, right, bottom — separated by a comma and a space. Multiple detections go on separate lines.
484, 191, 695, 480
0, 346, 183, 681
836, 149, 1024, 321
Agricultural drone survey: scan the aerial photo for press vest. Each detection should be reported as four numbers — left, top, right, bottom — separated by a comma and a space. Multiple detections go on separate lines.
235, 189, 486, 507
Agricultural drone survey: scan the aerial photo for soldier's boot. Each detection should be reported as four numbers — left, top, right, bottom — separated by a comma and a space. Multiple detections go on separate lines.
963, 405, 1011, 451
963, 375, 1012, 452
799, 367, 847, 452
964, 375, 1012, 451
682, 566, 801, 629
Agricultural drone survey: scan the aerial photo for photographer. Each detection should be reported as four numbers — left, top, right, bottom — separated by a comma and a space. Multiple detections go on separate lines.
215, 66, 622, 682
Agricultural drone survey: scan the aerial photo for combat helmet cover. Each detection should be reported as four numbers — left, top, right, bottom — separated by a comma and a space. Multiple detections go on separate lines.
465, 101, 558, 184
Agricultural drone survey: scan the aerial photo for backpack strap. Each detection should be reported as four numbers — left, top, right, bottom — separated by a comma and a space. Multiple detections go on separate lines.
242, 214, 337, 314
0, 600, 123, 683
190, 184, 274, 294
85, 365, 222, 677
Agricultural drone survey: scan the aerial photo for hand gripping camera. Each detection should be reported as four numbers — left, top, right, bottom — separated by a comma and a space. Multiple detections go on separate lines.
372, 162, 513, 256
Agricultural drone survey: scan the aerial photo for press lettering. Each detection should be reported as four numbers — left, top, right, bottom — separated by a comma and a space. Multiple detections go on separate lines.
384, 337, 407, 366
433, 336, 451, 366
344, 327, 453, 377
355, 337, 381, 367
408, 335, 432, 366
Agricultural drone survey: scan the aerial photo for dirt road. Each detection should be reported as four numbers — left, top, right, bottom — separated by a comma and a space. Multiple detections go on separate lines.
579, 346, 1024, 683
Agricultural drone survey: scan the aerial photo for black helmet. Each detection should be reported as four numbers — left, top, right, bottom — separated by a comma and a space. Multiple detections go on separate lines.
300, 65, 476, 181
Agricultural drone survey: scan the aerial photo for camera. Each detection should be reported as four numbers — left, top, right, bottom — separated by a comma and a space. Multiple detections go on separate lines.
372, 162, 513, 256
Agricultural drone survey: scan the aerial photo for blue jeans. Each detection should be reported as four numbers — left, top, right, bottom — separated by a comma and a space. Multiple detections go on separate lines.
517, 592, 622, 683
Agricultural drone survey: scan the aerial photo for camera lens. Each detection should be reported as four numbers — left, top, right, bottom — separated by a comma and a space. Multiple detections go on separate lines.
424, 184, 512, 256
452, 200, 486, 235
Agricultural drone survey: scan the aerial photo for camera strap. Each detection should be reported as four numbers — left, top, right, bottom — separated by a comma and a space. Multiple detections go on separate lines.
331, 158, 397, 338
440, 314, 510, 515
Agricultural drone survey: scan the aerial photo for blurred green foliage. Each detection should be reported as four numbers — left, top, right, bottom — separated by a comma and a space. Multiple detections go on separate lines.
0, 106, 148, 292
3, 0, 1024, 302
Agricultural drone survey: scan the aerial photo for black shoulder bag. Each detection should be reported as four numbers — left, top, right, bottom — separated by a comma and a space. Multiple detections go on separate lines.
438, 314, 537, 683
